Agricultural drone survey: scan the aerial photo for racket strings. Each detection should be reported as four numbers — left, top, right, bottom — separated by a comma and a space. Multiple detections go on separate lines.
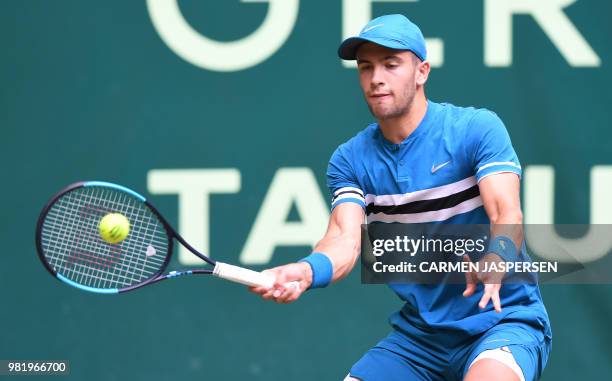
40, 186, 169, 289
45, 188, 165, 288
43, 189, 145, 288
76, 187, 167, 286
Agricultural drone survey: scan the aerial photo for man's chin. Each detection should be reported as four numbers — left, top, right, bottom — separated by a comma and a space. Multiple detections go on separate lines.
368, 105, 391, 119
373, 109, 400, 120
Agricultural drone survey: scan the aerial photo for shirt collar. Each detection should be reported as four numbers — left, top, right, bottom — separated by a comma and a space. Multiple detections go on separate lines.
378, 99, 435, 147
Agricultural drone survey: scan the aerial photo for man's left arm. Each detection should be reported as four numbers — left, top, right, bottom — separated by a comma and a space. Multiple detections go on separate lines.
462, 109, 525, 313
463, 172, 524, 312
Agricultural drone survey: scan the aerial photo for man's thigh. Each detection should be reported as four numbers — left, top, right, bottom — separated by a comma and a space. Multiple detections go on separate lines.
347, 330, 449, 381
348, 347, 433, 381
461, 322, 551, 381
464, 347, 524, 381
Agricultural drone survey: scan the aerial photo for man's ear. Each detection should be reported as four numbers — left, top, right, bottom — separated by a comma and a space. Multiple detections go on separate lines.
416, 60, 430, 86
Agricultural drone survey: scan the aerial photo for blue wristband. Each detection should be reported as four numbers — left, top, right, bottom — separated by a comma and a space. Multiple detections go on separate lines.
299, 252, 333, 289
487, 236, 518, 262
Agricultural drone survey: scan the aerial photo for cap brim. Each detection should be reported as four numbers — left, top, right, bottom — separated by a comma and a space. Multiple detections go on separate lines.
337, 36, 410, 60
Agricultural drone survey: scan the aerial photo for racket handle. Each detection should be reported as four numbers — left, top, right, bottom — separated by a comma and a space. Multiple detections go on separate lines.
213, 262, 275, 288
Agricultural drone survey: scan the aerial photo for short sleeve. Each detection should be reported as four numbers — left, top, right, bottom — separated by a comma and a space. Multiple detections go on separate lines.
326, 143, 366, 210
468, 110, 522, 182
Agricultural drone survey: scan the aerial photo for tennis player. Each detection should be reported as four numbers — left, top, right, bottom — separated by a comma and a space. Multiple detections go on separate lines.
251, 14, 551, 381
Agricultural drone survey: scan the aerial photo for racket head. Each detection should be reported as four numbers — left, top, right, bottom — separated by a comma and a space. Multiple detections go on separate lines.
35, 181, 173, 293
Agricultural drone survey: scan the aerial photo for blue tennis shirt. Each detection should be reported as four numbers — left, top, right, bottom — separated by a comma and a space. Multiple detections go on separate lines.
327, 100, 551, 338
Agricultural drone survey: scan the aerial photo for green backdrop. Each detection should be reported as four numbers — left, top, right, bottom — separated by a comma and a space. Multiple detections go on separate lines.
2, 1, 610, 379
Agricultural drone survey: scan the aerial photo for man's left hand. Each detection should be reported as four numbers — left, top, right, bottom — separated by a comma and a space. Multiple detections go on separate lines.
462, 254, 506, 313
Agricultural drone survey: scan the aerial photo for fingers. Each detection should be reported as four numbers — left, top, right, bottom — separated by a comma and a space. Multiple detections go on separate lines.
251, 282, 301, 303
491, 288, 502, 313
463, 282, 477, 297
248, 286, 266, 294
261, 287, 278, 300
478, 284, 492, 309
463, 256, 503, 312
249, 269, 278, 295
478, 284, 502, 312
272, 282, 302, 304
249, 265, 305, 304
463, 255, 477, 297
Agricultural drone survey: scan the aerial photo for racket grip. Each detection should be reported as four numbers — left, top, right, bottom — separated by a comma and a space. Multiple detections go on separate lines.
213, 262, 275, 288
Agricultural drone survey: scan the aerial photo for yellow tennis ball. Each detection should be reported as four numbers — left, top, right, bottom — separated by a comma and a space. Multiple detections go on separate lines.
99, 213, 130, 244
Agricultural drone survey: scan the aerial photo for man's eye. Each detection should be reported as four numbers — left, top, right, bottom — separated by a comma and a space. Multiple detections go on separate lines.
386, 63, 398, 69
358, 65, 372, 71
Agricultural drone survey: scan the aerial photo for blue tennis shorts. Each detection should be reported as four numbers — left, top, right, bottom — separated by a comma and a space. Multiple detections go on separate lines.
349, 318, 551, 381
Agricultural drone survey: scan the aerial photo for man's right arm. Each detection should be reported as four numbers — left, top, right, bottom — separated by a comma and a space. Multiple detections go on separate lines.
249, 202, 364, 304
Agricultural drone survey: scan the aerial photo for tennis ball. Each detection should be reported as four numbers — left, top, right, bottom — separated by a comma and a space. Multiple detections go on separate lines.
99, 213, 130, 244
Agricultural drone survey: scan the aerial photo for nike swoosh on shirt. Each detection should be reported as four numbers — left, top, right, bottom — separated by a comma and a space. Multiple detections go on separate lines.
362, 23, 384, 33
431, 161, 451, 173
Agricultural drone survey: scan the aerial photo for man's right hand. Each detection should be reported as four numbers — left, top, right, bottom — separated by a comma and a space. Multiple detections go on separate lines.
249, 262, 313, 304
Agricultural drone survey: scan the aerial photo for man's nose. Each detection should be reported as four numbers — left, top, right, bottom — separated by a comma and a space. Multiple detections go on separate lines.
370, 65, 385, 87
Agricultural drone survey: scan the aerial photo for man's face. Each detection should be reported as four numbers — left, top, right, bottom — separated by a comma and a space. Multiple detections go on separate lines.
356, 43, 421, 120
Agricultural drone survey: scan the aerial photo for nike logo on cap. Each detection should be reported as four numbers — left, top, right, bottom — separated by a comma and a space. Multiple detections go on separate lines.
362, 23, 384, 33
431, 161, 451, 173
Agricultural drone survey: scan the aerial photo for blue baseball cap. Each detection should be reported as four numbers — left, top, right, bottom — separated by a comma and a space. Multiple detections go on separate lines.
338, 14, 427, 61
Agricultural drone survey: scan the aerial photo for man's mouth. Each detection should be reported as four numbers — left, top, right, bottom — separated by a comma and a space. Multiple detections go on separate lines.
370, 93, 391, 100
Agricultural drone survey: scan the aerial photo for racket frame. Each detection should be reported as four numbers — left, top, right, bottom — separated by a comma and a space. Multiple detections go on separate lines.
35, 181, 219, 293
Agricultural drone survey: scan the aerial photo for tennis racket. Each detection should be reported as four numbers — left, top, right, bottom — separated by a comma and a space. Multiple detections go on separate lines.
35, 181, 291, 294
